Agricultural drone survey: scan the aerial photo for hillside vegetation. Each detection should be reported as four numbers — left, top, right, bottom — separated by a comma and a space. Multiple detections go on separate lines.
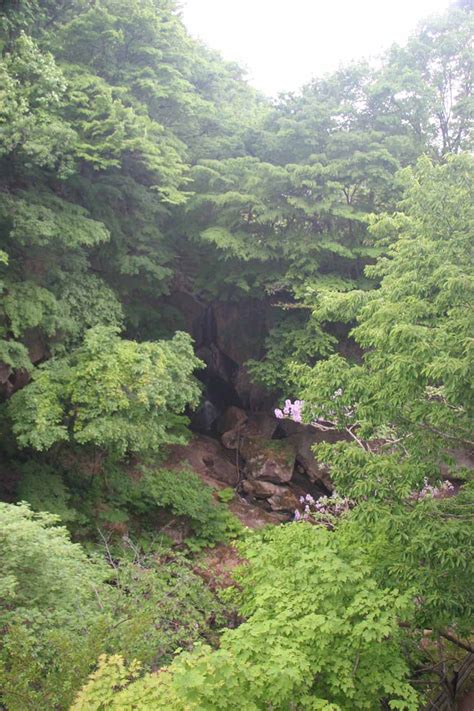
0, 2, 472, 709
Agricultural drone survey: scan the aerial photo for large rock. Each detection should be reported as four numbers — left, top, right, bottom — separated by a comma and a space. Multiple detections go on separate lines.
242, 479, 299, 513
221, 428, 242, 450
192, 400, 220, 433
268, 489, 299, 512
241, 479, 288, 499
229, 498, 288, 527
213, 299, 267, 366
216, 406, 248, 435
0, 328, 46, 398
274, 417, 303, 438
23, 328, 48, 364
232, 365, 273, 411
287, 429, 334, 491
241, 437, 295, 484
196, 344, 238, 386
243, 412, 278, 439
0, 367, 29, 399
221, 411, 278, 450
273, 422, 349, 491
161, 291, 205, 339
165, 435, 239, 487
291, 468, 331, 498
276, 418, 349, 443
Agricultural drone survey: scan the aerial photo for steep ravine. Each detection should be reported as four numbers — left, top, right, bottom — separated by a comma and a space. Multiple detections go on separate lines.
161, 294, 345, 524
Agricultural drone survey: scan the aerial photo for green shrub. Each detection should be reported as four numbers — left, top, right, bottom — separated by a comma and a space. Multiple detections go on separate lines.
16, 461, 80, 523
141, 468, 241, 546
0, 503, 233, 710
0, 502, 106, 630
72, 523, 419, 710
216, 487, 235, 504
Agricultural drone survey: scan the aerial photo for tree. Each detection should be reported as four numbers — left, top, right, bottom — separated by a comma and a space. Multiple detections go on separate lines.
0, 502, 105, 709
298, 154, 473, 469
371, 8, 473, 156
0, 33, 76, 174
8, 327, 203, 456
0, 502, 105, 627
291, 154, 474, 638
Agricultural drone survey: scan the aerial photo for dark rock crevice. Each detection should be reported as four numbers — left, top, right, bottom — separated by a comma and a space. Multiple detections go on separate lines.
188, 298, 273, 433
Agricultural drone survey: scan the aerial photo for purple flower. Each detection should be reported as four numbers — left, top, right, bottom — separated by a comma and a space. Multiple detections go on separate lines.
276, 398, 305, 424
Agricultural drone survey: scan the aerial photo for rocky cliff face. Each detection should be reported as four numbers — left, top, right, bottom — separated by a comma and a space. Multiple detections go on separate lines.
158, 293, 351, 520
162, 293, 274, 418
166, 404, 349, 521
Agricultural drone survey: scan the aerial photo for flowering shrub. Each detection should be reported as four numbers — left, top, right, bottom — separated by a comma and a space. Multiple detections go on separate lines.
294, 482, 455, 529
275, 392, 349, 428
410, 478, 455, 501
275, 399, 303, 422
277, 398, 456, 500
294, 492, 354, 529
277, 400, 456, 526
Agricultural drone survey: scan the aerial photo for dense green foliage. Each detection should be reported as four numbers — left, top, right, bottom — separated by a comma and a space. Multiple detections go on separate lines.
293, 153, 474, 637
299, 155, 473, 455
68, 155, 474, 709
73, 524, 419, 710
0, 1, 472, 709
9, 327, 202, 454
0, 503, 104, 628
0, 503, 230, 710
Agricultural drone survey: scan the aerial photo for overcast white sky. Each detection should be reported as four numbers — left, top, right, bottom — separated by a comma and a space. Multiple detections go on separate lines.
181, 0, 451, 95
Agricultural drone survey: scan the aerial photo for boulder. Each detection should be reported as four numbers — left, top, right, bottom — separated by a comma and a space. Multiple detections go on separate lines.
161, 291, 205, 340
276, 418, 349, 444
291, 468, 331, 498
287, 430, 334, 491
165, 435, 239, 487
232, 364, 273, 411
216, 406, 248, 435
220, 412, 277, 450
192, 400, 219, 433
275, 417, 304, 438
0, 367, 29, 398
213, 299, 267, 366
0, 328, 46, 398
243, 412, 278, 439
196, 344, 237, 385
24, 328, 48, 364
241, 479, 288, 499
221, 428, 241, 450
241, 437, 295, 484
274, 423, 350, 491
268, 489, 299, 512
